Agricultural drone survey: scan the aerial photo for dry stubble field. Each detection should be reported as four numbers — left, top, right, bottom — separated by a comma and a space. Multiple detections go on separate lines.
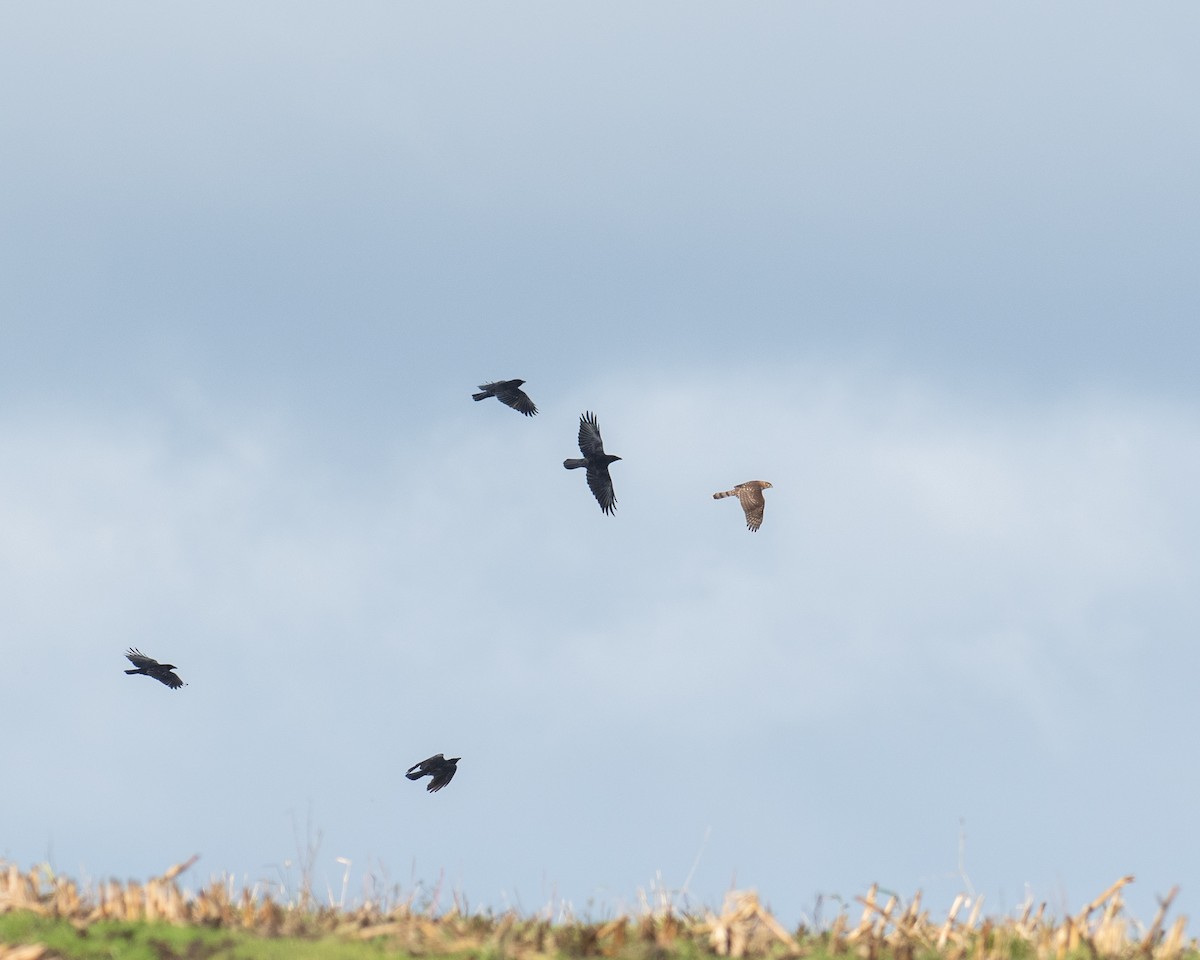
0, 860, 1195, 960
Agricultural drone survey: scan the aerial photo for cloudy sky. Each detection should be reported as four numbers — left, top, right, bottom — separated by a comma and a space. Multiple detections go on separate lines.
2, 2, 1198, 926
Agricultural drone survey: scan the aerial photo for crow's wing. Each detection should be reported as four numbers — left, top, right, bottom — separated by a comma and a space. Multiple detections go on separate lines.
495, 382, 537, 416
576, 412, 607, 459
153, 668, 185, 690
126, 648, 159, 669
586, 465, 617, 515
407, 753, 444, 777
427, 764, 457, 792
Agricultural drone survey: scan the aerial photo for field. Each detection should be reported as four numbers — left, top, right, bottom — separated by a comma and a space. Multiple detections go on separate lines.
0, 861, 1194, 960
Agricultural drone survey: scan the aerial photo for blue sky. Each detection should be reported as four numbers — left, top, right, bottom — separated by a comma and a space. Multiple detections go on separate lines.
2, 2, 1198, 926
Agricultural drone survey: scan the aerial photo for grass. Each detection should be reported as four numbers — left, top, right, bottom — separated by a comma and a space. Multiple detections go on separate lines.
0, 912, 401, 959
1, 861, 1196, 960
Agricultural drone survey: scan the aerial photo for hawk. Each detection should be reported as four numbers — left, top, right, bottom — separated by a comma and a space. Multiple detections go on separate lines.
124, 648, 186, 689
472, 379, 537, 416
406, 753, 460, 793
713, 481, 773, 532
563, 411, 621, 515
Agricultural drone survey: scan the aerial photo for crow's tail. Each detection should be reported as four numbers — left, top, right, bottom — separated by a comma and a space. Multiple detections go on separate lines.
124, 668, 142, 675
563, 458, 587, 470
471, 391, 489, 401
405, 770, 423, 780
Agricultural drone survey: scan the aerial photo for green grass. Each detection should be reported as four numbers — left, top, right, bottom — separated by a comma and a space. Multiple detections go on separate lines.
0, 908, 1115, 960
3, 909, 1194, 960
0, 911, 401, 960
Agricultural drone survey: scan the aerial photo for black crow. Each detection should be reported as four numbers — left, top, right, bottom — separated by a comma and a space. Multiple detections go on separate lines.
472, 380, 537, 416
563, 411, 621, 515
124, 648, 185, 689
406, 753, 460, 793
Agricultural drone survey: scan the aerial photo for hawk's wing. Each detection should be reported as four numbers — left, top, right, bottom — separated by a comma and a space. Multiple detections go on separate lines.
736, 483, 767, 532
577, 412, 607, 459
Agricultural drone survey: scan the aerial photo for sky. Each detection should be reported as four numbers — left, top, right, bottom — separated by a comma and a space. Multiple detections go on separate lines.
2, 1, 1199, 928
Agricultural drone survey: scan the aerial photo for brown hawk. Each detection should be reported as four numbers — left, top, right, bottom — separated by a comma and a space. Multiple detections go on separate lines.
713, 481, 773, 532
405, 753, 460, 793
472, 379, 538, 416
563, 411, 621, 515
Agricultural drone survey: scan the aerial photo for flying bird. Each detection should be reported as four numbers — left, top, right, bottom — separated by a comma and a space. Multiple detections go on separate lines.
563, 411, 621, 515
472, 379, 538, 416
124, 648, 186, 689
713, 480, 774, 532
406, 753, 460, 793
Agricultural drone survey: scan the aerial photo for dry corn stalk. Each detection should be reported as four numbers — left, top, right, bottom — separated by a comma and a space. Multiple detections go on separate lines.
1, 860, 1195, 960
705, 890, 797, 958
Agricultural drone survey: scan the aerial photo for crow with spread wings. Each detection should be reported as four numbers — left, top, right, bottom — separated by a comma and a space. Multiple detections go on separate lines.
405, 754, 460, 793
563, 411, 621, 515
472, 379, 538, 417
124, 648, 186, 689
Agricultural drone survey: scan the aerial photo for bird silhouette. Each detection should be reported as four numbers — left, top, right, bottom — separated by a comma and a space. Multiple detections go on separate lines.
472, 379, 538, 416
563, 411, 621, 515
124, 648, 186, 689
713, 481, 773, 532
405, 753, 460, 793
